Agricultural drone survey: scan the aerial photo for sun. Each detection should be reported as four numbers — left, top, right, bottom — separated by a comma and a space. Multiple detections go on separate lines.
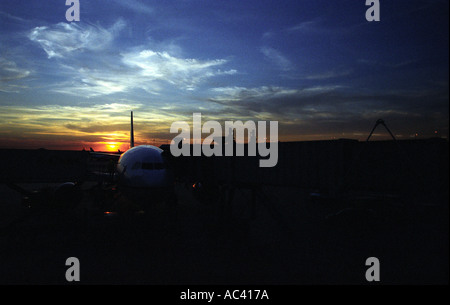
105, 142, 120, 152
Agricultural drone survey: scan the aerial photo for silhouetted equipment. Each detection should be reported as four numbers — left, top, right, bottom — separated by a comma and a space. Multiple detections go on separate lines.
366, 119, 397, 142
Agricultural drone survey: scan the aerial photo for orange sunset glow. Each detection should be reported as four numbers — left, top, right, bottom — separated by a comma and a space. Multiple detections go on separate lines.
100, 142, 127, 152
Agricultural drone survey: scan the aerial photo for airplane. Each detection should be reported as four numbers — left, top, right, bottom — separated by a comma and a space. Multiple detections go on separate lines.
91, 111, 177, 206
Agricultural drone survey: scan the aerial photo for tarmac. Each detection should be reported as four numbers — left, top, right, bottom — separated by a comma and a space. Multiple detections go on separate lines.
0, 180, 448, 284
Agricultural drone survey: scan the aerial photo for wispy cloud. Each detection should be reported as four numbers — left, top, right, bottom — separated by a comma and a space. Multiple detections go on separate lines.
0, 57, 30, 81
112, 0, 153, 15
0, 11, 29, 23
49, 60, 152, 98
50, 50, 234, 97
260, 47, 293, 72
304, 69, 352, 80
357, 59, 418, 69
26, 19, 235, 97
122, 50, 232, 91
287, 20, 320, 33
0, 57, 31, 93
262, 20, 323, 42
210, 86, 301, 103
28, 20, 126, 58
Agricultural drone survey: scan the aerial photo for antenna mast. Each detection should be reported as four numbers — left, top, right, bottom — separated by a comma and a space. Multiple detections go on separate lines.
130, 111, 135, 148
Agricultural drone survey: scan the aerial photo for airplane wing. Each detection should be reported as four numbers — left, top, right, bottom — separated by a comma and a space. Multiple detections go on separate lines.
89, 151, 122, 161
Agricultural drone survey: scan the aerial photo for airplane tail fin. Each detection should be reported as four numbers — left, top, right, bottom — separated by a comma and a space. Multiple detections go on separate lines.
130, 111, 135, 148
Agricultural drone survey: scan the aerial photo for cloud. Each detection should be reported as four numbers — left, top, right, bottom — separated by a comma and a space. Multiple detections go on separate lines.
287, 20, 319, 33
28, 20, 126, 58
0, 57, 31, 93
0, 103, 140, 137
51, 49, 232, 97
0, 11, 29, 23
304, 69, 352, 80
209, 85, 341, 105
205, 84, 448, 138
112, 0, 153, 15
0, 101, 196, 149
260, 47, 293, 72
51, 71, 132, 98
262, 20, 325, 43
121, 50, 230, 91
47, 49, 233, 97
0, 57, 30, 81
27, 18, 235, 97
357, 59, 418, 69
210, 86, 301, 103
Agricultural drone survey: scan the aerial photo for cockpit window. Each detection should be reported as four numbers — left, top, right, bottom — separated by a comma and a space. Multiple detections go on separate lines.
154, 163, 164, 170
142, 162, 165, 170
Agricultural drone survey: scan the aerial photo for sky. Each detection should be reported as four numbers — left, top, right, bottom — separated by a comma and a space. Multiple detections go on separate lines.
0, 0, 448, 151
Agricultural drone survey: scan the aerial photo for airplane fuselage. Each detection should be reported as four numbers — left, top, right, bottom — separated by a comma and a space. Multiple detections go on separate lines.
116, 145, 173, 189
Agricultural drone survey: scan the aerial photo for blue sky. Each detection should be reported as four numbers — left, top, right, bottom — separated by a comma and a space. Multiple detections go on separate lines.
0, 0, 448, 150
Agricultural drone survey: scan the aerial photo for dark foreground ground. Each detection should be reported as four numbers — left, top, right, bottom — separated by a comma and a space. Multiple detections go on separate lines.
0, 180, 448, 285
